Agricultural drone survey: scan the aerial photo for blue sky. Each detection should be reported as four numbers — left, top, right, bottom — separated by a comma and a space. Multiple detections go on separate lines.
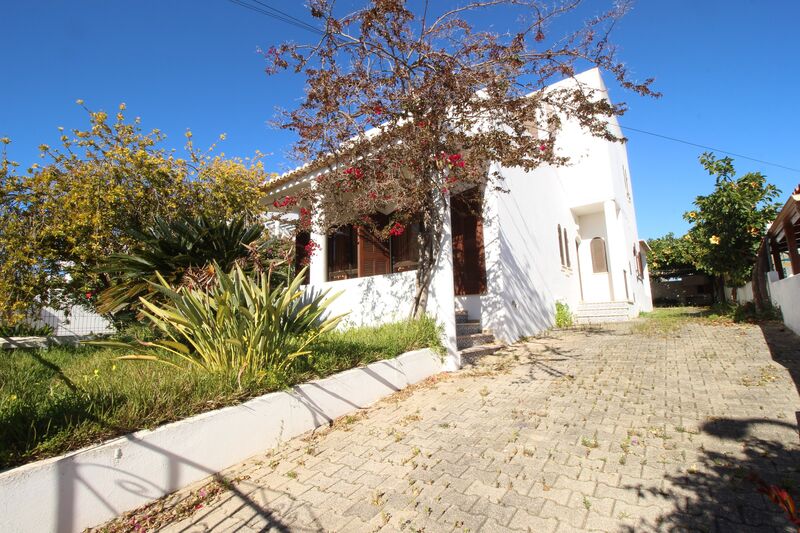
2, 0, 798, 239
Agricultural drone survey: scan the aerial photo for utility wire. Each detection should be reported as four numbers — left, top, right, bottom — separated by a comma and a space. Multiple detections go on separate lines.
226, 1, 799, 176
227, 0, 325, 35
620, 125, 800, 174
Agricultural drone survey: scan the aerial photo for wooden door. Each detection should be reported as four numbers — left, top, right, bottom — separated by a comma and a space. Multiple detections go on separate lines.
451, 188, 487, 295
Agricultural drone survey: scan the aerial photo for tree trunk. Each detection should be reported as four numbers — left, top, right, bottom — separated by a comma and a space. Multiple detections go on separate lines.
412, 191, 445, 319
752, 240, 768, 313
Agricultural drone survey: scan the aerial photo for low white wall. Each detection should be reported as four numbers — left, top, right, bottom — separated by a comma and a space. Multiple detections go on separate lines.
768, 274, 800, 335
724, 281, 754, 304
305, 270, 417, 329
0, 348, 442, 533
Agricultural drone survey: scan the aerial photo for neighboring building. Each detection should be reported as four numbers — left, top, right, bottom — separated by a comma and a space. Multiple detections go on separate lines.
651, 268, 715, 307
265, 69, 653, 369
759, 184, 800, 334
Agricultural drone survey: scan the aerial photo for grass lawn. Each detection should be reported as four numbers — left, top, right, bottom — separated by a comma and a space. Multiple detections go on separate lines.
0, 317, 441, 470
635, 303, 782, 336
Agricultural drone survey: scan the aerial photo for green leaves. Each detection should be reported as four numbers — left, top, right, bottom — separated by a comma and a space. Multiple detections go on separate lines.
0, 104, 271, 326
96, 266, 344, 382
96, 215, 287, 316
682, 152, 781, 286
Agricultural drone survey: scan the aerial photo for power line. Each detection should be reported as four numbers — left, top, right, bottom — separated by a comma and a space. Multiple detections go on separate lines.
226, 0, 325, 35
247, 0, 325, 34
225, 1, 800, 176
620, 125, 800, 174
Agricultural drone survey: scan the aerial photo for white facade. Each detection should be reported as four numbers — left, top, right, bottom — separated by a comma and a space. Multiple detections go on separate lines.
269, 68, 653, 364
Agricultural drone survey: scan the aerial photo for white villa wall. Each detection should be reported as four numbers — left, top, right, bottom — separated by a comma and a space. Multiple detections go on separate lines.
556, 68, 652, 314
488, 164, 582, 343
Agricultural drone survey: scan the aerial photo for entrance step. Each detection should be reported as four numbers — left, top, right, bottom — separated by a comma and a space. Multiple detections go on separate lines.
454, 307, 503, 361
456, 332, 495, 350
574, 301, 634, 324
459, 342, 504, 364
456, 320, 482, 336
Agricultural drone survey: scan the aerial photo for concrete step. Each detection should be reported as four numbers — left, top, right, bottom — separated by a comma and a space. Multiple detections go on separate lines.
457, 332, 495, 350
460, 342, 504, 364
574, 315, 631, 324
455, 310, 470, 324
577, 301, 632, 310
456, 321, 482, 336
574, 309, 630, 317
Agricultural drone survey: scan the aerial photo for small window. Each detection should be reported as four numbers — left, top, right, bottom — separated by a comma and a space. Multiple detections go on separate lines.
590, 237, 608, 273
557, 224, 565, 266
563, 228, 570, 268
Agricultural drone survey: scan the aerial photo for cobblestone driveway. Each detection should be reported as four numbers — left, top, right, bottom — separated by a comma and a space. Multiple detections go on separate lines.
107, 314, 800, 532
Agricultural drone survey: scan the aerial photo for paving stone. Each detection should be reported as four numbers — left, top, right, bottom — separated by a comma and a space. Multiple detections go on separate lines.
95, 318, 799, 533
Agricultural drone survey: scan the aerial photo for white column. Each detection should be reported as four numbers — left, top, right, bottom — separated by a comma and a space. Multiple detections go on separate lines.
309, 230, 327, 285
425, 193, 459, 371
603, 199, 621, 302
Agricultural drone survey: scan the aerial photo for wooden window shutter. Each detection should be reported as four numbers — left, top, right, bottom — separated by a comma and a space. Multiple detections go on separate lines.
358, 213, 390, 277
327, 225, 358, 281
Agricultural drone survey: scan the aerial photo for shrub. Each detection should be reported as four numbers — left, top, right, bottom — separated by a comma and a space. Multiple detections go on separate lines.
555, 302, 573, 328
101, 266, 343, 381
0, 322, 54, 337
97, 216, 292, 318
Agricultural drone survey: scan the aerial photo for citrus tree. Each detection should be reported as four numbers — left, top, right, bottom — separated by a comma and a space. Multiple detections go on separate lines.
683, 152, 781, 300
265, 0, 659, 316
646, 232, 698, 275
0, 105, 270, 325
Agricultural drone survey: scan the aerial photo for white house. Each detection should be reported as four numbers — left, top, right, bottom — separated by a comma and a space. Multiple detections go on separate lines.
265, 68, 653, 369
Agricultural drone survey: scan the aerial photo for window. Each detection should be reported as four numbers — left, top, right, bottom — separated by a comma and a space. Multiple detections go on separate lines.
590, 237, 608, 273
327, 225, 358, 281
557, 224, 565, 266
391, 222, 421, 273
563, 227, 570, 268
325, 215, 422, 281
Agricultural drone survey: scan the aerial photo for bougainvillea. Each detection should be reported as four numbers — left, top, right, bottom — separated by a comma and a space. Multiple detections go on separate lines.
264, 0, 658, 316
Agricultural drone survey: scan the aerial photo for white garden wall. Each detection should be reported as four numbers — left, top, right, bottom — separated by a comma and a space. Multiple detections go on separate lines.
768, 273, 800, 335
0, 349, 442, 533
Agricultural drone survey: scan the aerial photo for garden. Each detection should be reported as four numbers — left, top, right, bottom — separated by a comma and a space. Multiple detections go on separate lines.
0, 106, 442, 470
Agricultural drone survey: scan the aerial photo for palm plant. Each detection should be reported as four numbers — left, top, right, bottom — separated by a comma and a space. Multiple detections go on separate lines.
96, 216, 289, 316
102, 265, 343, 381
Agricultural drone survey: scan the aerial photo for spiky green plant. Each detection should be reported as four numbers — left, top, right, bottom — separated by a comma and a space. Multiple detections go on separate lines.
96, 215, 289, 317
100, 266, 344, 380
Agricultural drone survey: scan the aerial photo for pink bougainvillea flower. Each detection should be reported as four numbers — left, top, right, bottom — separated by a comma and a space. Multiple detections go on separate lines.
388, 222, 405, 237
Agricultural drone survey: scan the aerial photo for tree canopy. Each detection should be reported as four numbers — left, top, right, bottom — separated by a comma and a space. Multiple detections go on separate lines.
266, 0, 658, 314
0, 105, 270, 325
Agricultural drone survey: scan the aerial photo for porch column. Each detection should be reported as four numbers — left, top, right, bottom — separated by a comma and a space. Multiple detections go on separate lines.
602, 199, 620, 301
783, 218, 800, 276
425, 193, 459, 371
308, 179, 328, 285
308, 231, 327, 284
769, 237, 785, 280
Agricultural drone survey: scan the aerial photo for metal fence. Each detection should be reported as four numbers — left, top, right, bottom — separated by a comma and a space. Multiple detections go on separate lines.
32, 305, 115, 337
